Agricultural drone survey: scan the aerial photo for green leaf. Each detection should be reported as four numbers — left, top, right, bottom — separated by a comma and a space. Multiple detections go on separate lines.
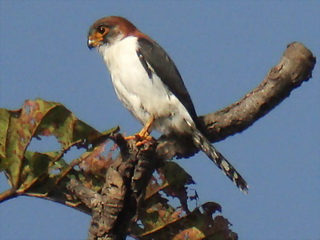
0, 108, 10, 166
0, 99, 117, 198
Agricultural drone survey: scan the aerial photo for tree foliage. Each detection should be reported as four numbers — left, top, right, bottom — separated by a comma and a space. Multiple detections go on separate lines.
0, 99, 237, 240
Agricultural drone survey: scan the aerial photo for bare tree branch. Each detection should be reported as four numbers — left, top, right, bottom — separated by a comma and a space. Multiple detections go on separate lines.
156, 42, 316, 160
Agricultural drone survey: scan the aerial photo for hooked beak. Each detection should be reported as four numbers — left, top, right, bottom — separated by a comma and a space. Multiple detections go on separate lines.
87, 37, 102, 50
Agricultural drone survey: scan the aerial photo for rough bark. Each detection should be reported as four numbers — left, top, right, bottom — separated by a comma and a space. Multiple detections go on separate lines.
68, 134, 159, 240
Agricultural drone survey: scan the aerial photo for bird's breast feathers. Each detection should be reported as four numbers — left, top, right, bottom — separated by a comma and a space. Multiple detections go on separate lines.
98, 36, 194, 135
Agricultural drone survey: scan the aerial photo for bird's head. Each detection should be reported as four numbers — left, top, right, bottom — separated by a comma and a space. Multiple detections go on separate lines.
87, 16, 140, 50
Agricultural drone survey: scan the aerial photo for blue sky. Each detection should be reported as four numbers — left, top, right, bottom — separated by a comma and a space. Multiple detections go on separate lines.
0, 1, 319, 240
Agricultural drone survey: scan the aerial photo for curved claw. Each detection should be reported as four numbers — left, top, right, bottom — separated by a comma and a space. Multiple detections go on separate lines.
124, 116, 155, 145
135, 135, 155, 146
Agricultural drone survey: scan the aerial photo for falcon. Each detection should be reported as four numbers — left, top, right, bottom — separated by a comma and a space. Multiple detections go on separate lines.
87, 16, 248, 193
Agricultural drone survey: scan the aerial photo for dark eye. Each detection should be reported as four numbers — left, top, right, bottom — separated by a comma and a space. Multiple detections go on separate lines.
97, 26, 107, 34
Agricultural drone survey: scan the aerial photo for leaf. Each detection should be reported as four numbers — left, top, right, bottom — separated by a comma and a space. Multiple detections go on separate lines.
133, 162, 199, 238
145, 161, 195, 213
0, 99, 118, 201
134, 202, 237, 240
0, 108, 10, 161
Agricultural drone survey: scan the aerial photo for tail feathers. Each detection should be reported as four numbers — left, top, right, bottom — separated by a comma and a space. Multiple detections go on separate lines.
190, 124, 249, 194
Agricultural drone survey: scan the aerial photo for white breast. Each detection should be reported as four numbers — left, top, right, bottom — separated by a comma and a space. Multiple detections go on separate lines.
98, 36, 194, 135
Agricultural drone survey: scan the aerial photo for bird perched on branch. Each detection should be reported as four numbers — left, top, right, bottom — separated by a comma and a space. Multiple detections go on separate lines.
87, 16, 248, 193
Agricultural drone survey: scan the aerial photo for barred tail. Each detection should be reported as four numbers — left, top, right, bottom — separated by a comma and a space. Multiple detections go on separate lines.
190, 123, 249, 193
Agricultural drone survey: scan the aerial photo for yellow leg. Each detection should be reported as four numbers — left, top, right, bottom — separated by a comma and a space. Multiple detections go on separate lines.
124, 116, 155, 144
137, 116, 154, 138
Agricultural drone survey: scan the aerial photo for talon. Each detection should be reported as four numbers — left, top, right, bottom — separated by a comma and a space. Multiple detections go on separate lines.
124, 135, 137, 141
136, 135, 155, 146
124, 116, 155, 144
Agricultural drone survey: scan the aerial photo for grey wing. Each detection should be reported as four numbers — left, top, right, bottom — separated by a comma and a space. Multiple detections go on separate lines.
137, 37, 200, 126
